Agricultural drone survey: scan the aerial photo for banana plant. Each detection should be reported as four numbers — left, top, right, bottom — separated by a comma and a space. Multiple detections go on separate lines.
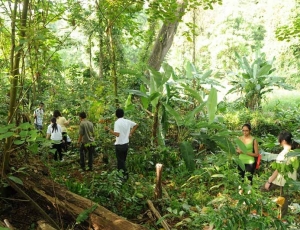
129, 62, 178, 145
129, 61, 220, 146
227, 51, 293, 109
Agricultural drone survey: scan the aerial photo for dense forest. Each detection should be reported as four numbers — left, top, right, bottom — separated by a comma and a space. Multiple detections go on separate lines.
0, 0, 300, 229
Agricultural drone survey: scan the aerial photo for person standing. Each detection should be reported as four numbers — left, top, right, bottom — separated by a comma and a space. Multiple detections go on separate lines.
77, 112, 95, 171
105, 108, 138, 181
261, 131, 297, 218
53, 110, 70, 151
46, 117, 63, 161
33, 102, 44, 131
236, 123, 259, 185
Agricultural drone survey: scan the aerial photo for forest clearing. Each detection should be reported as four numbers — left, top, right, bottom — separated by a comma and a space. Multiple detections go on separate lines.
1, 0, 300, 229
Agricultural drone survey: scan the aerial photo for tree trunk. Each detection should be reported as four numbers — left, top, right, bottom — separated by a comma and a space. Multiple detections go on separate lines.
95, 0, 104, 79
107, 23, 118, 106
98, 35, 104, 79
3, 0, 29, 172
89, 34, 93, 78
19, 173, 147, 230
147, 0, 185, 146
147, 0, 185, 71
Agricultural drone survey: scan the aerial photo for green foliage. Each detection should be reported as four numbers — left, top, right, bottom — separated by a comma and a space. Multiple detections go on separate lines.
179, 141, 195, 172
147, 0, 222, 23
76, 204, 97, 224
0, 122, 45, 155
126, 146, 181, 174
207, 87, 218, 123
191, 121, 237, 154
7, 175, 23, 186
228, 51, 293, 109
223, 107, 284, 136
63, 170, 151, 219
276, 15, 300, 41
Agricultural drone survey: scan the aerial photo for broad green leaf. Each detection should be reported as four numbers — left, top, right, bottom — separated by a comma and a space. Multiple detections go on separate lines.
119, 68, 142, 76
8, 175, 23, 185
179, 141, 195, 172
185, 61, 196, 79
257, 64, 272, 76
234, 138, 248, 154
19, 130, 28, 138
124, 94, 133, 111
185, 103, 206, 124
18, 122, 32, 129
162, 62, 175, 79
233, 157, 245, 171
128, 89, 148, 98
182, 84, 203, 103
212, 136, 236, 154
201, 70, 213, 80
140, 85, 149, 109
207, 87, 217, 123
242, 57, 252, 77
0, 132, 14, 140
149, 67, 166, 89
253, 63, 258, 79
149, 92, 160, 101
0, 127, 9, 134
14, 140, 25, 145
165, 83, 171, 101
287, 151, 300, 157
163, 103, 182, 126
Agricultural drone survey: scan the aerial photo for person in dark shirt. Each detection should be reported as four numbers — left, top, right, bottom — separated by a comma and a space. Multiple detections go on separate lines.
77, 112, 95, 171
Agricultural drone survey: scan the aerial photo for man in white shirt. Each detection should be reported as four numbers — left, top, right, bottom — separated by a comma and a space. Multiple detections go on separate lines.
33, 102, 44, 131
105, 108, 138, 181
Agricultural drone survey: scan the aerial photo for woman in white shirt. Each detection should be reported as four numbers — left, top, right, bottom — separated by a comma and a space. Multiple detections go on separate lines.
262, 131, 297, 218
46, 117, 63, 161
53, 110, 70, 152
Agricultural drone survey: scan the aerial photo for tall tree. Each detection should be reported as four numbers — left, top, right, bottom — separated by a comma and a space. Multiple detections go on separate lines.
148, 0, 186, 71
147, 0, 222, 144
3, 0, 30, 172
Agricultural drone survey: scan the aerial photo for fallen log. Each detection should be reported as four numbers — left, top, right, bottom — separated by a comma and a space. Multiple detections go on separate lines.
18, 172, 147, 230
37, 220, 57, 230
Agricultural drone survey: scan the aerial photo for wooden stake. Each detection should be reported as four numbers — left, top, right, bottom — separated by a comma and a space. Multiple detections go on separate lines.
4, 219, 15, 230
147, 200, 170, 230
155, 163, 163, 200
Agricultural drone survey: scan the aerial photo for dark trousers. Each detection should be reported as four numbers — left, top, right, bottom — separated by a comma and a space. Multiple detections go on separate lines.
80, 143, 95, 170
238, 163, 256, 184
260, 183, 289, 217
62, 132, 67, 151
115, 143, 129, 178
52, 143, 62, 161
